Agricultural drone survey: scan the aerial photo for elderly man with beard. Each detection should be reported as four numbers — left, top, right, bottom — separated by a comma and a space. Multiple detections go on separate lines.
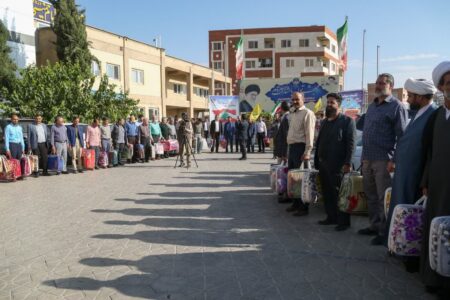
356, 73, 408, 245
314, 93, 356, 231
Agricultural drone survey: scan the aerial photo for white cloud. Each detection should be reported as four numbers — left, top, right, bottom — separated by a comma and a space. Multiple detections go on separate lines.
381, 53, 440, 63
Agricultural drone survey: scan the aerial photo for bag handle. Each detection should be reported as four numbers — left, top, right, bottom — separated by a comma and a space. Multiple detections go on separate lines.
414, 195, 427, 207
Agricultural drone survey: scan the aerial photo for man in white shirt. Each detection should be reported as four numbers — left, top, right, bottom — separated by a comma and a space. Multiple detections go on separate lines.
255, 117, 267, 153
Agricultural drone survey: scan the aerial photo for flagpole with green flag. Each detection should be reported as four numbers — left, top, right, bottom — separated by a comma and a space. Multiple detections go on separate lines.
270, 101, 282, 117
236, 29, 244, 115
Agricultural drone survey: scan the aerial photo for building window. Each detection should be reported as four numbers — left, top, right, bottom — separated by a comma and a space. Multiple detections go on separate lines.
248, 41, 258, 49
331, 63, 336, 72
91, 61, 101, 76
194, 87, 209, 98
299, 39, 310, 47
245, 60, 256, 69
264, 38, 274, 49
106, 63, 120, 80
215, 82, 223, 89
212, 42, 222, 50
173, 83, 186, 94
305, 58, 314, 67
131, 68, 144, 85
281, 40, 291, 48
213, 61, 223, 70
286, 59, 295, 68
148, 108, 159, 119
259, 58, 273, 68
332, 44, 336, 53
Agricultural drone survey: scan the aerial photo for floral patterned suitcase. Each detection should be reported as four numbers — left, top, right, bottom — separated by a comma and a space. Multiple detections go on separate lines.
287, 169, 305, 199
338, 172, 368, 214
28, 154, 39, 173
388, 196, 426, 256
21, 156, 32, 177
429, 216, 450, 277
275, 166, 289, 194
270, 164, 281, 192
301, 170, 320, 204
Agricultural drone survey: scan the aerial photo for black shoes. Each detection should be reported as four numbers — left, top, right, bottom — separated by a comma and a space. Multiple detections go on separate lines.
286, 205, 298, 212
358, 227, 378, 236
239, 157, 247, 160
318, 219, 337, 225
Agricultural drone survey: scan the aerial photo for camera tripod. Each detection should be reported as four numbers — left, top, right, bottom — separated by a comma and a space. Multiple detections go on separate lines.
173, 133, 198, 169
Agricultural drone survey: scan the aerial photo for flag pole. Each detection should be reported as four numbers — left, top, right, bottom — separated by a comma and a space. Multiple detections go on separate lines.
361, 29, 366, 91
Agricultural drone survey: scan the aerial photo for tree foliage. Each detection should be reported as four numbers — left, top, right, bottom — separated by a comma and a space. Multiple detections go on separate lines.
0, 19, 17, 95
49, 0, 94, 77
0, 63, 139, 123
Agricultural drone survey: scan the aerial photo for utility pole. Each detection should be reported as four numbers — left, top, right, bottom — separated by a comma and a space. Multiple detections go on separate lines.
376, 45, 380, 77
361, 29, 366, 90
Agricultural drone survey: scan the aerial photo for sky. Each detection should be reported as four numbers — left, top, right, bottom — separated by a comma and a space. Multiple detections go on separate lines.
76, 0, 450, 91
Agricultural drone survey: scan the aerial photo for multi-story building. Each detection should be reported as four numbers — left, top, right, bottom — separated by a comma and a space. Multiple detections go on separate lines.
36, 25, 231, 119
0, 0, 37, 69
209, 26, 343, 95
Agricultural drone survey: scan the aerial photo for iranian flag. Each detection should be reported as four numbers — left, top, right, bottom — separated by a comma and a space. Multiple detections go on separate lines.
235, 36, 244, 80
270, 102, 282, 117
337, 18, 348, 71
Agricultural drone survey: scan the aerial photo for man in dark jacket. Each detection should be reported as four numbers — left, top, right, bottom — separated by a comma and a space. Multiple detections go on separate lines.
112, 118, 127, 165
67, 116, 85, 173
27, 112, 50, 176
274, 101, 290, 164
314, 93, 356, 231
236, 114, 249, 160
223, 116, 235, 153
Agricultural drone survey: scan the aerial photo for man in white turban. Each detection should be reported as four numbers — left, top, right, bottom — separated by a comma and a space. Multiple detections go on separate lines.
420, 62, 450, 296
385, 78, 437, 273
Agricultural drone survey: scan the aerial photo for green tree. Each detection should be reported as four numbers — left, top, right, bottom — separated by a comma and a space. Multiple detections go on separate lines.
0, 19, 17, 95
0, 62, 93, 122
49, 0, 94, 77
0, 63, 139, 122
90, 75, 140, 121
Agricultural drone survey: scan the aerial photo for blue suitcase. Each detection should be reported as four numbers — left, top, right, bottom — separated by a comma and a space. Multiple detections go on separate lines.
47, 155, 63, 173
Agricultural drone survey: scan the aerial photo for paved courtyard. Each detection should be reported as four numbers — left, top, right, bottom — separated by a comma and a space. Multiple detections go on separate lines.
0, 152, 433, 300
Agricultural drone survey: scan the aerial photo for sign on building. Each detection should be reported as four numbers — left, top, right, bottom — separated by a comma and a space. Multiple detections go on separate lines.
339, 89, 366, 118
33, 0, 55, 25
239, 77, 340, 113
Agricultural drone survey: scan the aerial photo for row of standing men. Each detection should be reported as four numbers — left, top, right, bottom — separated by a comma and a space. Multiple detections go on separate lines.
271, 61, 450, 296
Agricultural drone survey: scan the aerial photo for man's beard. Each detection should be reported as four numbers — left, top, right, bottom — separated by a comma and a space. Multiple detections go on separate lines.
375, 88, 390, 98
325, 106, 338, 118
409, 103, 421, 110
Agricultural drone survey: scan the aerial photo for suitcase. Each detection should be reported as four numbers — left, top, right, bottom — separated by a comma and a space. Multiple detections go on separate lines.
83, 149, 95, 170
388, 196, 426, 256
29, 155, 39, 173
109, 150, 119, 166
264, 137, 270, 147
384, 187, 392, 217
0, 156, 18, 181
126, 144, 133, 160
47, 155, 63, 173
162, 140, 170, 152
98, 151, 109, 167
21, 156, 32, 177
287, 169, 305, 199
275, 166, 289, 194
219, 136, 227, 149
338, 172, 368, 214
202, 138, 209, 151
301, 169, 320, 204
270, 164, 282, 192
155, 143, 164, 155
429, 216, 450, 277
